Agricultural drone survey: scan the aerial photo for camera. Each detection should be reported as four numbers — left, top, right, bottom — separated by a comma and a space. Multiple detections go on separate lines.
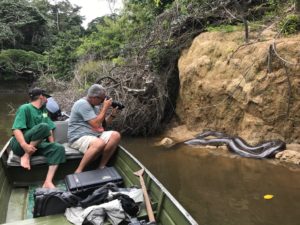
105, 96, 125, 110
112, 101, 125, 110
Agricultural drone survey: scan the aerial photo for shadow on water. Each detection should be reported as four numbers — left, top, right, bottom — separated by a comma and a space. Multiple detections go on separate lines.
1, 81, 300, 225
121, 137, 300, 225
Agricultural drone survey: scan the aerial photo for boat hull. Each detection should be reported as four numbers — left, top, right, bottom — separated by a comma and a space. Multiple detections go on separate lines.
0, 127, 198, 225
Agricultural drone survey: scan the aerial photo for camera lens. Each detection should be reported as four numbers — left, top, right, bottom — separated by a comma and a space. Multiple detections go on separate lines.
112, 101, 125, 110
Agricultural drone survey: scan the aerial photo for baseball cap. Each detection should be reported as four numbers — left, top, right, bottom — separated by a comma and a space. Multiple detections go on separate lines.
29, 88, 52, 98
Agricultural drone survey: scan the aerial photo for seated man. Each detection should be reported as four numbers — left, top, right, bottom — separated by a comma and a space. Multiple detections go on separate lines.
10, 88, 66, 188
68, 84, 121, 173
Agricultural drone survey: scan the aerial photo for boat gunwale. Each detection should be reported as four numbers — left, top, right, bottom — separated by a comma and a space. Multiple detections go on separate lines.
118, 145, 199, 225
0, 138, 12, 159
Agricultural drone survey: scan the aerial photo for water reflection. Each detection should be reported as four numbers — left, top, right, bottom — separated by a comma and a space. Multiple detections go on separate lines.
122, 137, 300, 225
0, 81, 28, 146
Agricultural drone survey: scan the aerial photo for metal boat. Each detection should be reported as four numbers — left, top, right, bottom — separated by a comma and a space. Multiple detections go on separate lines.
0, 121, 198, 225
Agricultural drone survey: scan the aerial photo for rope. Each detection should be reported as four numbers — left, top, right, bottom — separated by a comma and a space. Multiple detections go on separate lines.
271, 39, 300, 66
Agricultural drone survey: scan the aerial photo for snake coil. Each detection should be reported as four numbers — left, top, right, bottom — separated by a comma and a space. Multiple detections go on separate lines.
184, 131, 286, 158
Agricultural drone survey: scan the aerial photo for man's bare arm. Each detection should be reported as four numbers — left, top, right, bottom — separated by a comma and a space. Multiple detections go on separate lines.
88, 98, 112, 128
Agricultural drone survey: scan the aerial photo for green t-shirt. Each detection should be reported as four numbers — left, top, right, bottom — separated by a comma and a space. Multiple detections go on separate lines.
12, 103, 55, 132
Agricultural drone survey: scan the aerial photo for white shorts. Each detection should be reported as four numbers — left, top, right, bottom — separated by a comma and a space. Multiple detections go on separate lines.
70, 131, 113, 154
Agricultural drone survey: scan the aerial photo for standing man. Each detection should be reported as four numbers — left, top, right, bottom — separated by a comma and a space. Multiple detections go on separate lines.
10, 88, 66, 188
68, 84, 121, 173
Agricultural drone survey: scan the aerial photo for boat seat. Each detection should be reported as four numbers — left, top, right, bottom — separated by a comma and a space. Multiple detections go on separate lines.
6, 120, 83, 167
6, 144, 83, 167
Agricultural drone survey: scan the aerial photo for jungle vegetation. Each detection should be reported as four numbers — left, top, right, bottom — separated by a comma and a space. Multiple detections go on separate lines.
1, 0, 299, 135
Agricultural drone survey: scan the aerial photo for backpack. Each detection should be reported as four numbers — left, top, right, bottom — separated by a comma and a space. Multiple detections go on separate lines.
46, 97, 62, 121
33, 188, 81, 218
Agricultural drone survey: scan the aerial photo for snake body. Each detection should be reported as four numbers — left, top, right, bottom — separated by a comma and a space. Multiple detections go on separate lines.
185, 131, 286, 158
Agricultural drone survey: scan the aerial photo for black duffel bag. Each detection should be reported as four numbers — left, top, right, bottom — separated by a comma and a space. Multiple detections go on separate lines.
33, 188, 81, 218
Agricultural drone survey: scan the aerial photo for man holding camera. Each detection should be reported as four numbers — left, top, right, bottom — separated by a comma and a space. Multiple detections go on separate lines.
68, 84, 121, 173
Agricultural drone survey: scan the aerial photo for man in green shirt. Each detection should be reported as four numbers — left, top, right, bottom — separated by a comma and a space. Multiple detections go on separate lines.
10, 88, 66, 188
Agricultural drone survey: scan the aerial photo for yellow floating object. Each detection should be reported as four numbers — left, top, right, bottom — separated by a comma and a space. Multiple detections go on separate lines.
264, 194, 274, 200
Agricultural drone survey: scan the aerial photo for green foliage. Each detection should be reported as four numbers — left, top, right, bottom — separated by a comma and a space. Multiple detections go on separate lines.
112, 57, 126, 66
0, 0, 84, 80
76, 61, 103, 87
30, 0, 84, 48
207, 24, 243, 33
0, 22, 14, 41
147, 46, 178, 72
0, 49, 45, 79
45, 30, 82, 80
153, 0, 160, 6
78, 0, 172, 60
72, 60, 116, 89
147, 48, 162, 71
85, 16, 116, 35
279, 14, 300, 35
77, 16, 126, 59
30, 0, 84, 80
0, 0, 47, 51
1, 0, 296, 82
268, 0, 280, 11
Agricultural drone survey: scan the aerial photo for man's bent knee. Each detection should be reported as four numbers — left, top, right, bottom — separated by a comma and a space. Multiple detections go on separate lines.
90, 138, 105, 150
111, 131, 121, 142
35, 123, 51, 133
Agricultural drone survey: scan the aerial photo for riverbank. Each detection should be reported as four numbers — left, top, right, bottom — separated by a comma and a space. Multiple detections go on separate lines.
176, 31, 300, 144
152, 28, 300, 167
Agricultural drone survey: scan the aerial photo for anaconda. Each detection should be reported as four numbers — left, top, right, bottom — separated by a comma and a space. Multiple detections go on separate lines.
184, 131, 286, 158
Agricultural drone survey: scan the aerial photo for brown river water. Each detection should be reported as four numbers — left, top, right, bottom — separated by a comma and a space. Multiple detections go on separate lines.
1, 81, 300, 225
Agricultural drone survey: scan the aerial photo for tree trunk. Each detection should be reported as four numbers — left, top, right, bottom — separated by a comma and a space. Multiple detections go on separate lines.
243, 18, 249, 43
296, 0, 300, 14
56, 9, 60, 31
